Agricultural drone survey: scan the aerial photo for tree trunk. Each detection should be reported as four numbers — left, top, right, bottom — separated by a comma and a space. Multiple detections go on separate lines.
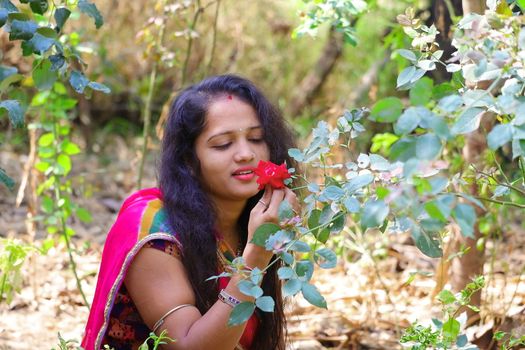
447, 0, 489, 318
426, 0, 463, 82
463, 0, 485, 14
287, 29, 344, 118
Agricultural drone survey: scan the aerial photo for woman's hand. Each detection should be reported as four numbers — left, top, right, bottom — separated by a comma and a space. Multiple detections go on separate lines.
243, 186, 300, 269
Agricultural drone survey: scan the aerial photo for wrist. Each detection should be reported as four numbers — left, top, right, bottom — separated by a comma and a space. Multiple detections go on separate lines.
242, 243, 273, 270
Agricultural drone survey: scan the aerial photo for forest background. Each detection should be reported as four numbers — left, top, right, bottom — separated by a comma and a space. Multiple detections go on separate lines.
1, 0, 525, 349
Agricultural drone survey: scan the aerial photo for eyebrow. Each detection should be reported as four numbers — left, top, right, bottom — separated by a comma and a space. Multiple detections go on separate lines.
207, 126, 263, 143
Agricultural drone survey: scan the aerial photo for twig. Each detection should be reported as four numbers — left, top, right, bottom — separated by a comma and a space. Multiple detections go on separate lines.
137, 1, 168, 188
474, 196, 525, 209
206, 0, 221, 75
182, 0, 204, 85
16, 127, 37, 208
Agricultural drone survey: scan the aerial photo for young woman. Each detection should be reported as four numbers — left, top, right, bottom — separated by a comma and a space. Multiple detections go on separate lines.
82, 75, 299, 350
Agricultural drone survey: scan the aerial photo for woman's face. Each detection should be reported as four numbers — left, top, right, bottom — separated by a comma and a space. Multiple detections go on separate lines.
194, 95, 270, 204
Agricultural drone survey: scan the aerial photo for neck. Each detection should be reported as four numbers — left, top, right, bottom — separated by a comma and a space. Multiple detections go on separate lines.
212, 197, 247, 244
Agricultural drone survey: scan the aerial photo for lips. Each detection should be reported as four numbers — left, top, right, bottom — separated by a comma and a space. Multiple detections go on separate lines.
232, 166, 255, 176
232, 166, 256, 181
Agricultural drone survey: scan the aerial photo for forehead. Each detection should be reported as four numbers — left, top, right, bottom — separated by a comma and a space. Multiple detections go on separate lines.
202, 98, 261, 134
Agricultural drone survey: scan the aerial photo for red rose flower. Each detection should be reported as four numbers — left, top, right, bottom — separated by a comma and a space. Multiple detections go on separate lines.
254, 160, 291, 190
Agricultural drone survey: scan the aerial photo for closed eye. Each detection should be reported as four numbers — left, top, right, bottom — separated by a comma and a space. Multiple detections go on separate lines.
212, 143, 231, 150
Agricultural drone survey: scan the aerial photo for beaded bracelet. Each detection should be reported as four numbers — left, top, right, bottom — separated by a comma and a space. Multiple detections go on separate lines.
218, 289, 241, 308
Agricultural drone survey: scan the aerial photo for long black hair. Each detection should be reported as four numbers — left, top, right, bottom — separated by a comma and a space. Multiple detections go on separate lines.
159, 74, 296, 350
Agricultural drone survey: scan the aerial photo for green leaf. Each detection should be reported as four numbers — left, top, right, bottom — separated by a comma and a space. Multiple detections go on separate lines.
69, 70, 89, 93
442, 318, 460, 342
394, 107, 422, 135
0, 99, 25, 127
322, 185, 344, 201
319, 205, 334, 226
397, 66, 417, 89
78, 0, 103, 28
280, 251, 294, 265
49, 54, 66, 71
288, 148, 304, 162
0, 0, 18, 12
76, 207, 92, 223
41, 195, 53, 213
452, 203, 476, 238
301, 283, 327, 309
238, 280, 263, 298
0, 9, 8, 28
0, 167, 15, 190
0, 65, 17, 82
283, 278, 302, 297
456, 334, 468, 347
61, 140, 81, 155
54, 7, 70, 31
87, 81, 111, 94
390, 137, 417, 161
251, 223, 280, 246
419, 111, 451, 140
315, 228, 330, 244
28, 27, 56, 54
438, 94, 463, 112
361, 199, 389, 230
0, 73, 23, 93
343, 196, 360, 213
228, 302, 256, 326
307, 208, 321, 236
451, 107, 484, 135
278, 200, 294, 222
343, 173, 374, 194
33, 59, 57, 90
314, 248, 337, 269
396, 49, 417, 62
56, 154, 71, 175
277, 266, 294, 280
29, 0, 48, 15
416, 133, 442, 160
424, 201, 447, 222
9, 18, 37, 40
411, 226, 442, 258
409, 77, 433, 106
38, 132, 54, 147
438, 290, 456, 305
370, 97, 404, 123
255, 296, 275, 312
289, 240, 311, 252
487, 123, 512, 150
296, 260, 314, 280
34, 161, 50, 173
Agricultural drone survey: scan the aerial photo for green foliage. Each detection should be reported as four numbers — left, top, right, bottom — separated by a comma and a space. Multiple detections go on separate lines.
494, 330, 525, 350
0, 0, 109, 188
0, 239, 36, 304
293, 0, 367, 45
400, 276, 485, 349
0, 0, 107, 306
138, 330, 175, 350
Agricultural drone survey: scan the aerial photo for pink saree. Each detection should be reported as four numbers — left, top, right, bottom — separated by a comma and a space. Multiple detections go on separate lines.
81, 188, 257, 349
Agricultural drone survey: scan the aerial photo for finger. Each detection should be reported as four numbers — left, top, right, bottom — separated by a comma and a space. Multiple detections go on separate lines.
265, 188, 285, 219
256, 186, 273, 211
284, 189, 300, 214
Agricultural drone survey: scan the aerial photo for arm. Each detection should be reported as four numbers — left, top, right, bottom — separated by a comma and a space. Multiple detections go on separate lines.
124, 187, 299, 350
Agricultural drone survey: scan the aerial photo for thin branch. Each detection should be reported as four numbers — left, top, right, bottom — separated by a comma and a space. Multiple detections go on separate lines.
475, 196, 525, 209
206, 0, 221, 75
137, 4, 167, 188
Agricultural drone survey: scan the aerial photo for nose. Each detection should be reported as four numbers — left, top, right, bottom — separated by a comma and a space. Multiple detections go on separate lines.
234, 139, 255, 162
